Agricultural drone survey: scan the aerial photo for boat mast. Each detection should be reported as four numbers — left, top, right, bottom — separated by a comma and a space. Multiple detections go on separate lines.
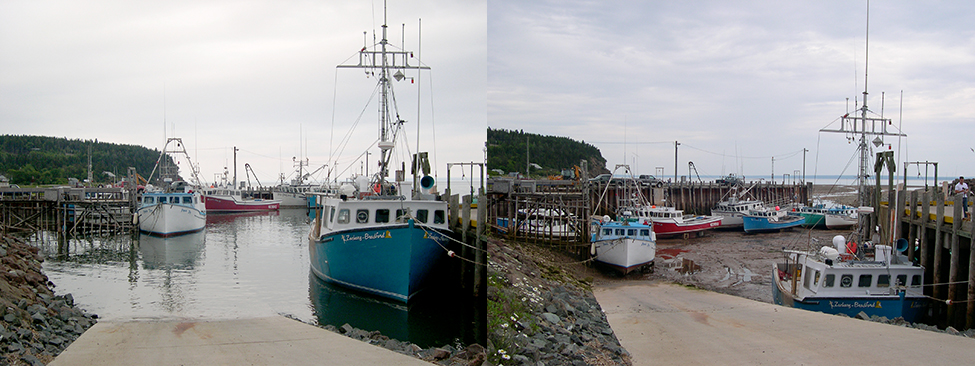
819, 0, 906, 245
337, 1, 429, 194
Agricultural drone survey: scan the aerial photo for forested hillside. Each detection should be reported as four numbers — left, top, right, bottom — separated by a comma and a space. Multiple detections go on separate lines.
486, 128, 608, 178
0, 135, 165, 186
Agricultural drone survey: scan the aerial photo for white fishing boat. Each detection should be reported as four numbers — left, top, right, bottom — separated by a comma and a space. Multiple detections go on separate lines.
137, 138, 206, 237
590, 215, 656, 274
308, 5, 451, 302
711, 182, 767, 229
590, 165, 656, 274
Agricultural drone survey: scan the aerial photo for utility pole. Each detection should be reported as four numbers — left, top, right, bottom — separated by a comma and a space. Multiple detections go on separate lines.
674, 141, 679, 183
802, 148, 808, 184
233, 146, 239, 189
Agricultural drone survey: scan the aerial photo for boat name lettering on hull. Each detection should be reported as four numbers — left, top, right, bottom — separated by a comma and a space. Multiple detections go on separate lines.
342, 231, 392, 242
828, 300, 882, 309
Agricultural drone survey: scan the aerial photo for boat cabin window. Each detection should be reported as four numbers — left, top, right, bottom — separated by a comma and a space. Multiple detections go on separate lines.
858, 274, 872, 288
434, 210, 445, 224
840, 274, 853, 288
182, 196, 192, 204
823, 274, 835, 287
813, 270, 821, 286
627, 229, 636, 236
615, 229, 625, 236
877, 275, 890, 288
911, 275, 921, 288
896, 274, 907, 287
603, 229, 612, 236
329, 207, 336, 223
337, 209, 350, 224
417, 209, 429, 223
144, 197, 154, 204
376, 209, 390, 223
356, 209, 369, 223
395, 209, 406, 222
640, 229, 650, 236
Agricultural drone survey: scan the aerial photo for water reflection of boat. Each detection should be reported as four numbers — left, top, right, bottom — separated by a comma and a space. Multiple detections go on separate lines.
205, 210, 280, 225
307, 272, 473, 349
138, 231, 205, 270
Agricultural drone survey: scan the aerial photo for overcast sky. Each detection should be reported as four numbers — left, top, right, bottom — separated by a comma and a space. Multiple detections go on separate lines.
1, 1, 486, 186
488, 1, 975, 183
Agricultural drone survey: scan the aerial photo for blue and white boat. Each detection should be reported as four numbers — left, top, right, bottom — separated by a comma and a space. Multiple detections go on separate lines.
772, 237, 927, 322
137, 138, 206, 237
590, 215, 656, 274
742, 207, 804, 233
137, 184, 206, 237
307, 6, 450, 302
589, 164, 656, 274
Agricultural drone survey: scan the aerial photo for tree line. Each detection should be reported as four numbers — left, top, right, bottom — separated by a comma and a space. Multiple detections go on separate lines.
486, 127, 608, 178
0, 135, 167, 186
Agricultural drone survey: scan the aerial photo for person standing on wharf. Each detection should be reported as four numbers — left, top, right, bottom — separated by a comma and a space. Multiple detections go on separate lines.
955, 177, 970, 219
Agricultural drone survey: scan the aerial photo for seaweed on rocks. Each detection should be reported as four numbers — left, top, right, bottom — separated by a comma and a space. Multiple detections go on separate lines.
1, 234, 97, 366
488, 237, 631, 366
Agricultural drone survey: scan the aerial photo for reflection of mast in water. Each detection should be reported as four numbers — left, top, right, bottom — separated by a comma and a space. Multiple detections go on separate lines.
138, 232, 206, 314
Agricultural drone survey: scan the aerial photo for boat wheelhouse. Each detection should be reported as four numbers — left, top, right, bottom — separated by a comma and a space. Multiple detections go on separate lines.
711, 198, 766, 228
772, 240, 927, 322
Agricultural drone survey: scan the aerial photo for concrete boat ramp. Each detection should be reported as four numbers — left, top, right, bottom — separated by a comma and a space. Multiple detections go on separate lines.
595, 281, 975, 365
49, 316, 431, 365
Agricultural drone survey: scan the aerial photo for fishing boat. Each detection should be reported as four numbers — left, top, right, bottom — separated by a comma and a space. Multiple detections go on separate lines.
590, 164, 657, 274
517, 207, 578, 238
590, 215, 656, 274
136, 138, 207, 237
796, 204, 829, 228
824, 205, 858, 229
623, 205, 721, 238
772, 237, 926, 322
742, 207, 804, 233
307, 6, 451, 302
202, 187, 280, 212
711, 182, 767, 229
772, 4, 923, 320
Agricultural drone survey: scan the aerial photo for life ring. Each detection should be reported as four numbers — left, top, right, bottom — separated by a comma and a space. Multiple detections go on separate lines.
846, 240, 858, 254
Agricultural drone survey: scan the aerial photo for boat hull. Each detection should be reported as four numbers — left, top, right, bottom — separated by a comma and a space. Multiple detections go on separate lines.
651, 217, 722, 237
772, 268, 927, 322
594, 237, 655, 274
798, 212, 827, 228
205, 195, 280, 212
137, 203, 206, 237
309, 221, 448, 302
825, 214, 857, 229
742, 215, 803, 233
272, 191, 309, 208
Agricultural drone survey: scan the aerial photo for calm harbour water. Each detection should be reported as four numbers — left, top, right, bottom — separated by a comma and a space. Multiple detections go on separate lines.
34, 209, 476, 348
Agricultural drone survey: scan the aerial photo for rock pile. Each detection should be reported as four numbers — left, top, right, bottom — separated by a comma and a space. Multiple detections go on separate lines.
1, 235, 97, 366
488, 237, 631, 365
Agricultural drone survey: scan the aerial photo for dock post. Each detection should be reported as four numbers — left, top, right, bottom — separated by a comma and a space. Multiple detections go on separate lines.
948, 195, 963, 324
967, 218, 975, 329
934, 191, 946, 308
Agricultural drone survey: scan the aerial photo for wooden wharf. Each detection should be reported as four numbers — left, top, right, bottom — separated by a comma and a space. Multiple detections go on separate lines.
0, 186, 136, 238
884, 187, 975, 330
485, 177, 809, 247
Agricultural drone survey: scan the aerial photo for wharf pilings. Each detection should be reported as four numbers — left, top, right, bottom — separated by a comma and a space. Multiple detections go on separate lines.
485, 178, 809, 246
892, 188, 975, 330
